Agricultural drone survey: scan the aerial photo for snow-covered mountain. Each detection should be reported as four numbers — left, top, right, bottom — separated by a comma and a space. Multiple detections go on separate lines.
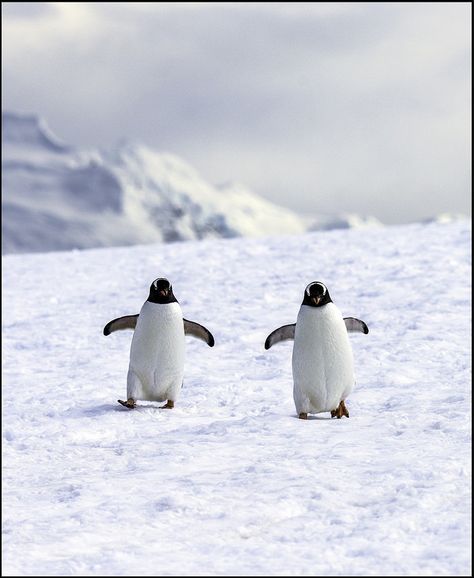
2, 220, 471, 576
2, 112, 386, 255
2, 112, 314, 254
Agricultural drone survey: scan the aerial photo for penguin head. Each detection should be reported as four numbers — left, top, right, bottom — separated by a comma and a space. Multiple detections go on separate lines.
302, 282, 333, 307
147, 278, 178, 304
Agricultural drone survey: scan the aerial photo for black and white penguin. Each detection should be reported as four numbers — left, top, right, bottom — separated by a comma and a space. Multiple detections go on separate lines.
264, 281, 368, 420
103, 278, 214, 409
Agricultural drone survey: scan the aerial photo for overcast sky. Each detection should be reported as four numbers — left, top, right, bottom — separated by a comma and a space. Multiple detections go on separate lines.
2, 2, 471, 223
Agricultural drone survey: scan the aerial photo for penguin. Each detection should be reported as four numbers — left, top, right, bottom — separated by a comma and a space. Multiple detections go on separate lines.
103, 278, 214, 409
264, 281, 368, 420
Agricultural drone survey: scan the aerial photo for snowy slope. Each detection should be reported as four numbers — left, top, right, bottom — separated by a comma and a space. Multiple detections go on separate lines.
2, 220, 471, 576
2, 112, 311, 254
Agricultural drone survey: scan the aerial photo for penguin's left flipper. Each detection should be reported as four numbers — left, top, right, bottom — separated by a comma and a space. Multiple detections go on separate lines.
103, 315, 139, 336
183, 319, 215, 347
264, 324, 296, 349
344, 317, 369, 334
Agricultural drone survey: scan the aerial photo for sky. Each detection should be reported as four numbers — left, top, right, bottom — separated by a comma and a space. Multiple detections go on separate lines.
1, 2, 471, 224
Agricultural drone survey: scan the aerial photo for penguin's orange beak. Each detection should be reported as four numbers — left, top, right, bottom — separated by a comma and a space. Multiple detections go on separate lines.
312, 295, 321, 305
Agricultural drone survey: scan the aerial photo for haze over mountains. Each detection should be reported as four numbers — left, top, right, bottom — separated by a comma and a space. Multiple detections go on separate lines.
4, 112, 464, 257
2, 112, 387, 255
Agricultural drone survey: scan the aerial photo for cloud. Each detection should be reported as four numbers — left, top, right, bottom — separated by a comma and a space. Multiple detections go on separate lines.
1, 1, 56, 19
2, 2, 471, 223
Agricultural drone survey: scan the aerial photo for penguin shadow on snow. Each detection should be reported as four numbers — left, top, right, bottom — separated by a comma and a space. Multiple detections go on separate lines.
62, 403, 120, 419
80, 403, 127, 417
291, 414, 332, 421
115, 402, 179, 412
80, 402, 180, 418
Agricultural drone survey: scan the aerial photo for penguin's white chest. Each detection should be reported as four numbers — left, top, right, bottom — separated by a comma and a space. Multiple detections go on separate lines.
129, 302, 185, 397
292, 303, 354, 414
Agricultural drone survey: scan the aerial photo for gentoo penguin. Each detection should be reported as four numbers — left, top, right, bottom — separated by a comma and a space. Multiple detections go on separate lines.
103, 278, 214, 409
264, 282, 368, 420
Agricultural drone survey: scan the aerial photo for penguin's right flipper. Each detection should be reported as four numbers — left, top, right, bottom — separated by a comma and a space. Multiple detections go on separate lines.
103, 315, 139, 336
264, 324, 295, 349
343, 317, 369, 334
184, 319, 215, 347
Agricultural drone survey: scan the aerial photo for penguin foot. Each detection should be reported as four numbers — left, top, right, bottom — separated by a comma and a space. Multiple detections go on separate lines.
118, 398, 136, 409
331, 400, 349, 419
340, 400, 349, 418
298, 412, 308, 420
160, 400, 175, 409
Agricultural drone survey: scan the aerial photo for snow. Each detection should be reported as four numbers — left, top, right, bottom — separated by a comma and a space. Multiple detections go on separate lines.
2, 220, 471, 576
2, 112, 310, 254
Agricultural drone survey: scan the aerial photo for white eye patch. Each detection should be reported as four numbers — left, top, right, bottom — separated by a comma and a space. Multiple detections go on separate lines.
305, 282, 326, 296
153, 278, 169, 290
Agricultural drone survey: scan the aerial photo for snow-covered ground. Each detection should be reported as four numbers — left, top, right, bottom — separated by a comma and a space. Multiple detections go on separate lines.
2, 220, 471, 576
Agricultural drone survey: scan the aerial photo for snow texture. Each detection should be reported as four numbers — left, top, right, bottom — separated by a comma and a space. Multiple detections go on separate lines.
2, 220, 472, 576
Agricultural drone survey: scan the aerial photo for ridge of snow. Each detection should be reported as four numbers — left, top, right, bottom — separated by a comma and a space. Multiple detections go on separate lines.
2, 114, 310, 253
308, 212, 384, 231
2, 111, 70, 153
2, 111, 383, 255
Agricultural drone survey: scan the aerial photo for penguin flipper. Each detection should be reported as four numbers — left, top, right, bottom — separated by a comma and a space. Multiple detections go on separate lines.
184, 319, 215, 347
264, 324, 295, 349
103, 314, 139, 336
344, 317, 369, 334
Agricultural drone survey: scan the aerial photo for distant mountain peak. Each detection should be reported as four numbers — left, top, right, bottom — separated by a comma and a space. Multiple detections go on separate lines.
2, 110, 388, 255
2, 111, 69, 152
2, 111, 309, 254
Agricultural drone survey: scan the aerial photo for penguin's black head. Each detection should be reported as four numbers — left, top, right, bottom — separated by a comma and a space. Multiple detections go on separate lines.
147, 278, 178, 304
302, 282, 332, 307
